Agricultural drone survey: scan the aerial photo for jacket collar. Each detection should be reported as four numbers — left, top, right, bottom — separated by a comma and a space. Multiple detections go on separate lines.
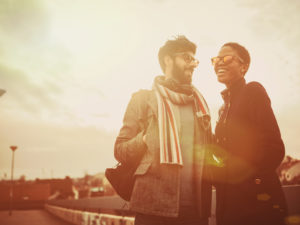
221, 78, 246, 102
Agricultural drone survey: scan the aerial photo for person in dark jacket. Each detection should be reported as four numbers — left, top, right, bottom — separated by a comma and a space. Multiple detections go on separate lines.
211, 42, 287, 225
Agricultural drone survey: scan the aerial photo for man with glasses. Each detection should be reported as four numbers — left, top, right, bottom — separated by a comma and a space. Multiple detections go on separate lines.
114, 35, 213, 225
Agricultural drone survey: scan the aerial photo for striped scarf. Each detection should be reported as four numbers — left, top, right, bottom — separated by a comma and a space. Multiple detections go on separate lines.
153, 77, 210, 166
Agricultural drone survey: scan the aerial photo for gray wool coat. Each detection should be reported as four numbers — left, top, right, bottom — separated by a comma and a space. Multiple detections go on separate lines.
114, 89, 213, 218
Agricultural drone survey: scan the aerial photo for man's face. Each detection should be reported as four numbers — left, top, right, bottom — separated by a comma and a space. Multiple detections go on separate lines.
171, 51, 198, 85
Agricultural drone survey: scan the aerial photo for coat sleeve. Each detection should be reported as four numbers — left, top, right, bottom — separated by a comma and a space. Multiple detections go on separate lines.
114, 91, 148, 164
248, 82, 285, 172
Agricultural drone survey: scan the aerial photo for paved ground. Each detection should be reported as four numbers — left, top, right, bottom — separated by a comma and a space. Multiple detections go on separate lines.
0, 210, 71, 225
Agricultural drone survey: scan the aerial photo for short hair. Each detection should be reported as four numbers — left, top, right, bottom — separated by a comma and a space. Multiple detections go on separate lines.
158, 35, 196, 73
222, 42, 251, 67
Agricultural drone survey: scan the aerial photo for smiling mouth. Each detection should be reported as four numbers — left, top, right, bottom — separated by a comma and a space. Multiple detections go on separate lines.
216, 68, 227, 76
217, 68, 226, 73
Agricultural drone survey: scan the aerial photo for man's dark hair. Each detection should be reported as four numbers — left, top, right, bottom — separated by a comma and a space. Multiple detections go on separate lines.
158, 35, 196, 73
222, 42, 251, 67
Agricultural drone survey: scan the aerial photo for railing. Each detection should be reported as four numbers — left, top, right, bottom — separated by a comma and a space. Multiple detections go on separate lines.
46, 185, 300, 225
45, 204, 134, 225
47, 196, 132, 215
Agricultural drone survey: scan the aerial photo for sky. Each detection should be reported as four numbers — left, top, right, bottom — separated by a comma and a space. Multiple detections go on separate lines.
0, 0, 299, 180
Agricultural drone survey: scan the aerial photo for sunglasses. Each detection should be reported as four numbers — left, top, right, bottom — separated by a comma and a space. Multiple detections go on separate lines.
173, 52, 199, 65
211, 55, 244, 66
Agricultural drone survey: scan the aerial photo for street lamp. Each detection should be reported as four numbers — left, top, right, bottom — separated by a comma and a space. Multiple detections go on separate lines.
9, 145, 18, 216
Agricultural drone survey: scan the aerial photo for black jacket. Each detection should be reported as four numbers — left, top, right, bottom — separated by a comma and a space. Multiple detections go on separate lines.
214, 78, 287, 225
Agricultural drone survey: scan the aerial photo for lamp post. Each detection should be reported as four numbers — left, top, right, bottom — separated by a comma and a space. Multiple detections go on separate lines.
9, 145, 18, 216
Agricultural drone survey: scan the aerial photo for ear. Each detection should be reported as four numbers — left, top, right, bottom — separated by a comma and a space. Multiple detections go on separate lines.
164, 55, 173, 68
241, 64, 249, 75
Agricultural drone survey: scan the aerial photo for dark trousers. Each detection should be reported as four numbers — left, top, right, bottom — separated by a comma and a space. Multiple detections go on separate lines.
134, 205, 208, 225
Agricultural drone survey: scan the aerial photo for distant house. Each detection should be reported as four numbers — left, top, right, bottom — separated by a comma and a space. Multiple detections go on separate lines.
0, 182, 50, 210
0, 176, 76, 210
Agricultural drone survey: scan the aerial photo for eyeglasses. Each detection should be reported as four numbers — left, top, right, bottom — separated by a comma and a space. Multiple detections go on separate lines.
211, 55, 244, 66
173, 52, 199, 65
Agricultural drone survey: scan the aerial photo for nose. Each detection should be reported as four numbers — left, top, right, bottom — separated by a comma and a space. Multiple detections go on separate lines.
190, 60, 199, 68
218, 60, 225, 66
214, 59, 225, 69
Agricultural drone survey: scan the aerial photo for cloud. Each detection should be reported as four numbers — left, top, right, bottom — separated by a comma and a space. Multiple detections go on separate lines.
0, 0, 49, 44
240, 0, 300, 60
0, 63, 61, 114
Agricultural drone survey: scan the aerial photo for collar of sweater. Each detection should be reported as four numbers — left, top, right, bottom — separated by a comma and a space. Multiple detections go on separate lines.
221, 78, 246, 102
